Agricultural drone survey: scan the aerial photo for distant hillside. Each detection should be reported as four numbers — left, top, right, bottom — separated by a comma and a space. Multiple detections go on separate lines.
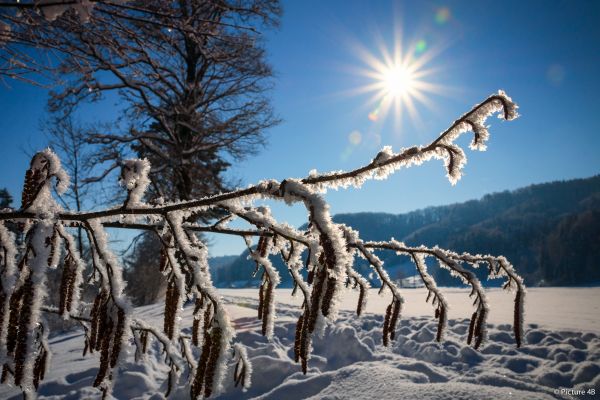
212, 175, 600, 287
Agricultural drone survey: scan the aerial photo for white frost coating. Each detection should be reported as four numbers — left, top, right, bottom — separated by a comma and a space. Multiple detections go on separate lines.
222, 201, 314, 319
120, 159, 151, 207
408, 249, 449, 340
286, 243, 311, 305
496, 256, 526, 342
345, 262, 370, 313
430, 249, 525, 342
433, 144, 467, 185
244, 235, 280, 339
157, 228, 187, 342
433, 248, 490, 345
25, 148, 70, 213
307, 91, 518, 191
20, 221, 54, 397
130, 318, 184, 370
38, 0, 96, 22
372, 146, 394, 166
343, 226, 403, 304
48, 228, 62, 269
0, 223, 18, 362
85, 219, 132, 380
279, 180, 352, 323
167, 211, 234, 396
232, 343, 252, 391
87, 220, 130, 310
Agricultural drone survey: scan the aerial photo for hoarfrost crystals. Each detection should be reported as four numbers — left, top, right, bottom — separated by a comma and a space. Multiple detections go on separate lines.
120, 158, 151, 207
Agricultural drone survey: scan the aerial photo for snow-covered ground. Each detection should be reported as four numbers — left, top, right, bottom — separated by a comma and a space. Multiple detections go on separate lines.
1, 288, 599, 399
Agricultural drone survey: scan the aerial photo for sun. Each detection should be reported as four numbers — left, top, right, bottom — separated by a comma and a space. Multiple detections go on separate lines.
381, 64, 416, 99
346, 32, 446, 129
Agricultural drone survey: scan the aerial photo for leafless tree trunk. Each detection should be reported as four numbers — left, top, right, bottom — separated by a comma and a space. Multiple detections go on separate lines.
1, 0, 282, 206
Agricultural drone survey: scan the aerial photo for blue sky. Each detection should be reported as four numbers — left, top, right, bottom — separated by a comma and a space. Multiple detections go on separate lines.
1, 0, 599, 256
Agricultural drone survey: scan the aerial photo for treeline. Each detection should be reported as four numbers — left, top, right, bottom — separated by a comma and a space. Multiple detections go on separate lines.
213, 174, 600, 287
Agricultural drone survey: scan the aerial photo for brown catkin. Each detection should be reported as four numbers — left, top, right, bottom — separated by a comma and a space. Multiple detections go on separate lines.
356, 284, 365, 316
203, 327, 222, 398
163, 277, 178, 339
389, 299, 401, 341
93, 316, 113, 387
192, 296, 204, 347
0, 287, 8, 337
21, 169, 37, 209
6, 281, 26, 355
473, 308, 486, 349
320, 277, 336, 317
89, 294, 101, 350
159, 247, 168, 272
59, 255, 75, 315
110, 308, 126, 368
192, 318, 201, 347
514, 290, 522, 348
0, 292, 6, 340
307, 266, 326, 333
447, 149, 455, 177
299, 309, 310, 374
319, 233, 336, 272
307, 269, 314, 285
89, 291, 108, 352
293, 313, 304, 362
13, 276, 34, 386
0, 364, 8, 383
46, 229, 56, 266
96, 295, 110, 353
436, 305, 446, 342
257, 237, 268, 258
261, 280, 272, 336
467, 311, 477, 345
191, 327, 212, 399
141, 331, 148, 354
257, 281, 264, 320
241, 365, 246, 388
233, 360, 241, 387
203, 303, 212, 335
382, 302, 392, 347
33, 347, 47, 389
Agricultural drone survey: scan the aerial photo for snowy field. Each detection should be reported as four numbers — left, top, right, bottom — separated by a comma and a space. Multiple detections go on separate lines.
1, 288, 599, 399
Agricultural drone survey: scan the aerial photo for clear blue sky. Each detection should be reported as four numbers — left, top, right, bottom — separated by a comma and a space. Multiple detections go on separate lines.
1, 0, 599, 256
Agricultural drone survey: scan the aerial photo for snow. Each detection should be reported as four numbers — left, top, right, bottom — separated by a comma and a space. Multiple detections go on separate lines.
119, 159, 151, 207
38, 0, 96, 23
1, 287, 598, 400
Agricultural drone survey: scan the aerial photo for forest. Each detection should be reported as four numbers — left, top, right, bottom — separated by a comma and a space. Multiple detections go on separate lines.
214, 175, 600, 289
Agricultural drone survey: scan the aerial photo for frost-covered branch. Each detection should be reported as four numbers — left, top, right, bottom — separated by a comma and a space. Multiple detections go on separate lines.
0, 92, 523, 398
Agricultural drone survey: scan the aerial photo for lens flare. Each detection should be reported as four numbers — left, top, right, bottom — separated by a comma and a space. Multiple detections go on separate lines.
348, 130, 362, 145
435, 7, 450, 24
415, 39, 427, 55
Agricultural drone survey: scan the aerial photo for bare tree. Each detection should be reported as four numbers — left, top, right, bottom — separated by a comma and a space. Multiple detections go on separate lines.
0, 92, 525, 399
1, 0, 283, 306
1, 0, 282, 203
44, 114, 93, 252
